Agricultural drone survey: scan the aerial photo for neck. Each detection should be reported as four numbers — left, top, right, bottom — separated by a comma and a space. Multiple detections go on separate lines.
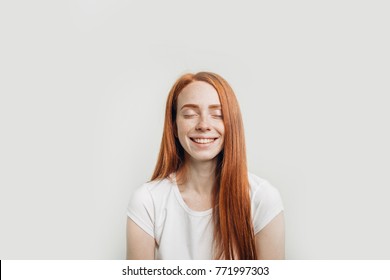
180, 157, 217, 195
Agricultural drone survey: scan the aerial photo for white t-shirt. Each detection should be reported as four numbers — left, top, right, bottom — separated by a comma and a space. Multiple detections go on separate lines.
127, 173, 283, 260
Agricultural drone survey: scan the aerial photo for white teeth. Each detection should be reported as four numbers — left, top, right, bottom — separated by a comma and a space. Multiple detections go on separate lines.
193, 138, 216, 144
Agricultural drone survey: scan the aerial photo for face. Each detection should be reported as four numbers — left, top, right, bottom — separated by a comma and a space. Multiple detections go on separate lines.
175, 81, 225, 163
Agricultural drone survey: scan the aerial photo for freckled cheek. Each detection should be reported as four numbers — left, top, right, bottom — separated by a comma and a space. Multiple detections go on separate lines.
176, 121, 194, 138
216, 123, 225, 136
177, 119, 196, 130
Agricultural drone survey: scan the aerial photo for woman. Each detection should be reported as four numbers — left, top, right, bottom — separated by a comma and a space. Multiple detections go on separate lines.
126, 72, 284, 260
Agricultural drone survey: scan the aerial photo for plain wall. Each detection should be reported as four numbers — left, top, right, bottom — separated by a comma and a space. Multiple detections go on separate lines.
1, 0, 389, 259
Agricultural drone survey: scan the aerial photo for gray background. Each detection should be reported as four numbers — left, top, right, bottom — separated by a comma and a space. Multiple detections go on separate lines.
1, 0, 389, 259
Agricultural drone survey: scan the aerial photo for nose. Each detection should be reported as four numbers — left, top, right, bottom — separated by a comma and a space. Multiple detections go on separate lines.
195, 116, 211, 132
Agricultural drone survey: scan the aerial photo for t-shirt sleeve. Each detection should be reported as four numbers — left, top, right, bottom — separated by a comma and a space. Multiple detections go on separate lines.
127, 185, 155, 238
252, 180, 284, 234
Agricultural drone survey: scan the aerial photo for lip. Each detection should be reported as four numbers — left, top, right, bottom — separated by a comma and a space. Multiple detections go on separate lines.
189, 136, 219, 139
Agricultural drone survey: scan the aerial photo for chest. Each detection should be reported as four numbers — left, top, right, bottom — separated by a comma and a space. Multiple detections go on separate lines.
179, 189, 213, 212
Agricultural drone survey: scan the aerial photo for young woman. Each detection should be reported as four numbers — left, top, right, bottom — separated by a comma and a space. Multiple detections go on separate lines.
126, 72, 284, 260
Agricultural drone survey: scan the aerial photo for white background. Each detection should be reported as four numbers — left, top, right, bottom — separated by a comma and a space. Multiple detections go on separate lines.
0, 0, 389, 259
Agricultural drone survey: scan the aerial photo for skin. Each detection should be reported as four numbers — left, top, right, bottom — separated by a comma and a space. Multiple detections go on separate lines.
174, 81, 224, 211
127, 81, 285, 259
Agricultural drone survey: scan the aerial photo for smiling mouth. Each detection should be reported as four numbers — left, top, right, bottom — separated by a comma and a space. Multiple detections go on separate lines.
190, 138, 218, 144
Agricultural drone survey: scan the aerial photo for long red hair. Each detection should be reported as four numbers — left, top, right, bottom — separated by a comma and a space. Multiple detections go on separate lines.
151, 72, 257, 259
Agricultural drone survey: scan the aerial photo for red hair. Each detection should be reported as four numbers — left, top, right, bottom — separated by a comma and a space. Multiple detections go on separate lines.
151, 72, 257, 259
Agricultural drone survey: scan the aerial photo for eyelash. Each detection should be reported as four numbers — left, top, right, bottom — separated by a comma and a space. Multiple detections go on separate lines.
183, 114, 223, 119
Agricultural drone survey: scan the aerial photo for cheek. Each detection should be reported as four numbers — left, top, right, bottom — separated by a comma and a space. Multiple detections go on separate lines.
216, 122, 225, 136
176, 120, 191, 137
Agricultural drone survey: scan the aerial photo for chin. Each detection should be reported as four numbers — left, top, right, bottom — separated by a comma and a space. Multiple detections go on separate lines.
188, 152, 220, 162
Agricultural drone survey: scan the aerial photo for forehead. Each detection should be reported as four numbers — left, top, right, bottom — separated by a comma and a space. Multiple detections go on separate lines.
177, 81, 221, 107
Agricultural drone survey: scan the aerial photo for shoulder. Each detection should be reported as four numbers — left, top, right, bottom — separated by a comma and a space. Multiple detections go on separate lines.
131, 177, 175, 203
248, 172, 282, 203
248, 172, 284, 234
127, 177, 175, 237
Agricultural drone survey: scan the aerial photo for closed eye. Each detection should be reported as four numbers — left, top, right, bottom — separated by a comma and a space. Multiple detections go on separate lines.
211, 109, 223, 119
183, 114, 197, 118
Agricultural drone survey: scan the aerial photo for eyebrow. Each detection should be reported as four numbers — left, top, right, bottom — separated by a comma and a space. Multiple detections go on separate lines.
180, 104, 222, 110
